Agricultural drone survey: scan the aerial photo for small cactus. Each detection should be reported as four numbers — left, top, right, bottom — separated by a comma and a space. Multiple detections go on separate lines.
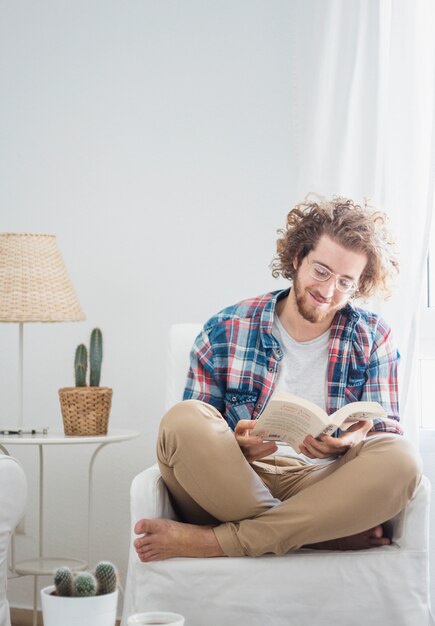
53, 562, 118, 597
89, 328, 103, 387
72, 328, 104, 387
74, 344, 88, 387
94, 561, 118, 595
73, 572, 97, 597
54, 566, 73, 596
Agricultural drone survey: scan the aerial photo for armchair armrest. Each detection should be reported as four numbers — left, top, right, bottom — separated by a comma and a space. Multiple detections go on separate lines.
0, 456, 27, 626
130, 464, 177, 523
388, 474, 431, 550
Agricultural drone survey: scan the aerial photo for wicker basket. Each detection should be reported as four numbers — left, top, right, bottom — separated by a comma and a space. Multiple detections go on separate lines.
59, 387, 113, 436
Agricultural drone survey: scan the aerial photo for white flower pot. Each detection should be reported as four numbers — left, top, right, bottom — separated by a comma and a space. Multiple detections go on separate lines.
41, 586, 118, 626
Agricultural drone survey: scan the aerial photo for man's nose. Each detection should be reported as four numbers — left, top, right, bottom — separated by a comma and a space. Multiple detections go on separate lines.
317, 278, 336, 298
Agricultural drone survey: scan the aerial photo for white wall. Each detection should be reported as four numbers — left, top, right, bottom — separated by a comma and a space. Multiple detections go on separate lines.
0, 0, 433, 615
0, 0, 293, 611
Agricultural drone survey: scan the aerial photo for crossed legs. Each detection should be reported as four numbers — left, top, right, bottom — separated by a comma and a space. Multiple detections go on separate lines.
134, 400, 421, 560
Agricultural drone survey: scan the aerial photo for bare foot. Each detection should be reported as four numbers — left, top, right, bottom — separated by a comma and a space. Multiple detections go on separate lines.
134, 518, 225, 562
305, 525, 391, 551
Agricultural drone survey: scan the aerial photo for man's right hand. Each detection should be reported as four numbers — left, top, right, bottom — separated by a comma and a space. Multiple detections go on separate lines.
234, 419, 278, 462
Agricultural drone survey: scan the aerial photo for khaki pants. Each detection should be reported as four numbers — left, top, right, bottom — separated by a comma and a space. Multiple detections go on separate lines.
157, 400, 421, 557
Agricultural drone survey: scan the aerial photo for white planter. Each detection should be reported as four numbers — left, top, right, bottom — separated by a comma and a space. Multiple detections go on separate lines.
41, 586, 118, 626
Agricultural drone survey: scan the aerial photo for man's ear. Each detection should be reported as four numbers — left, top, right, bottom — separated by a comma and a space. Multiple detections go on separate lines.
293, 254, 301, 271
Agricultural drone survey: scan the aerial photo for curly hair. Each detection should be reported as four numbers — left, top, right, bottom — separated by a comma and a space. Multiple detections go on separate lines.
271, 194, 399, 299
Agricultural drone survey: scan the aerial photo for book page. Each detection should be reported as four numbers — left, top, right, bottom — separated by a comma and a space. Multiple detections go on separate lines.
251, 401, 331, 452
332, 401, 387, 430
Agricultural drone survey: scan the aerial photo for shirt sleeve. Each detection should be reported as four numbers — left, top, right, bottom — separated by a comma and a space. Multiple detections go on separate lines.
182, 328, 225, 413
360, 317, 403, 435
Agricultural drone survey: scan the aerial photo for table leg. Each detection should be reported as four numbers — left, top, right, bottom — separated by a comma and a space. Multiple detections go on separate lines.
87, 443, 110, 567
33, 576, 38, 626
38, 445, 44, 559
31, 445, 44, 626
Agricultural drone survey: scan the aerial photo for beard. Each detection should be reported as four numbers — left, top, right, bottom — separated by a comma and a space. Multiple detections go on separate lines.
293, 271, 343, 324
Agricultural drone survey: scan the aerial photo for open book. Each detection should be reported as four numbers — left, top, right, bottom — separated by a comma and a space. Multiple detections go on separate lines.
251, 391, 386, 452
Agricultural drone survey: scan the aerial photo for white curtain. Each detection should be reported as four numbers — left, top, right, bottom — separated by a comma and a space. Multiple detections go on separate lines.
288, 0, 435, 443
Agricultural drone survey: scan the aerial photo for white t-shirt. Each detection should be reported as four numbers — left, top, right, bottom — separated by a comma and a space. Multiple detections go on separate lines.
272, 315, 332, 463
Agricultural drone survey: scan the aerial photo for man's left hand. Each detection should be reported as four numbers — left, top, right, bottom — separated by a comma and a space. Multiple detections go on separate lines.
299, 419, 374, 459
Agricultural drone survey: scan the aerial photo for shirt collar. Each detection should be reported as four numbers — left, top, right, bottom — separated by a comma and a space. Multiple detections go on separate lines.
260, 288, 290, 349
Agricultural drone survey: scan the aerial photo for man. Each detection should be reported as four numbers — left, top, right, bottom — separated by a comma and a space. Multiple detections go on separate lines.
134, 195, 421, 561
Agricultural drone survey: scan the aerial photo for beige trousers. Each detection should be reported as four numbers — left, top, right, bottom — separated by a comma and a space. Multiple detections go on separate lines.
157, 400, 421, 557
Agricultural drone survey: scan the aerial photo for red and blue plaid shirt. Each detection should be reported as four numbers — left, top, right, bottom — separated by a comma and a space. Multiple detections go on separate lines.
183, 289, 402, 435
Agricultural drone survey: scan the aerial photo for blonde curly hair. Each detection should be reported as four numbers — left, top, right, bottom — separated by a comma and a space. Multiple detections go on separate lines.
271, 194, 399, 299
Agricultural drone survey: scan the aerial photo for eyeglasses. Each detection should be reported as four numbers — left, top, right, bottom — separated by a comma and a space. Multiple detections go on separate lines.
307, 259, 358, 294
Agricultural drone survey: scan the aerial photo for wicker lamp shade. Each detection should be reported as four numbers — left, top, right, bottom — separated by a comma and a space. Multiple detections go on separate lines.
0, 233, 85, 322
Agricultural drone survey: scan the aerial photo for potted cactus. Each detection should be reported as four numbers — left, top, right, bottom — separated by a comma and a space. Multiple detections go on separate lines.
59, 328, 113, 436
41, 561, 118, 626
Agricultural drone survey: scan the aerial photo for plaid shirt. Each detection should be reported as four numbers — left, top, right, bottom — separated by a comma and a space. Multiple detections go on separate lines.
183, 288, 402, 435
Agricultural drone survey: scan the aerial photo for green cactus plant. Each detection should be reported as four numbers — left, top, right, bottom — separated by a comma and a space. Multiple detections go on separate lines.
52, 562, 118, 597
89, 328, 103, 387
74, 344, 88, 387
54, 566, 74, 597
72, 328, 104, 388
73, 572, 97, 597
94, 561, 118, 595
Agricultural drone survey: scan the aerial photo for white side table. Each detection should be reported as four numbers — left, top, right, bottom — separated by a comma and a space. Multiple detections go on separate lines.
0, 428, 139, 626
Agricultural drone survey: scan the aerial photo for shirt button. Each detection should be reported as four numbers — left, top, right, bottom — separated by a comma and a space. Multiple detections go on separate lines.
231, 396, 237, 402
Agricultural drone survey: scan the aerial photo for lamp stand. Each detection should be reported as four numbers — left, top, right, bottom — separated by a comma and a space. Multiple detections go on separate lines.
18, 322, 24, 428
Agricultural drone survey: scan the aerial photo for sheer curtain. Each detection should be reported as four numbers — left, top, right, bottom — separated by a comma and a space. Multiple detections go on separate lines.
288, 0, 435, 442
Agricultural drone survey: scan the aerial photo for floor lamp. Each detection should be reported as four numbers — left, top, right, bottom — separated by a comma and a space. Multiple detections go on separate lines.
0, 233, 85, 428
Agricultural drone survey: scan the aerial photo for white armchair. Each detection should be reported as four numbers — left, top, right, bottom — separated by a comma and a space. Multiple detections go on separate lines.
123, 324, 433, 626
0, 455, 27, 626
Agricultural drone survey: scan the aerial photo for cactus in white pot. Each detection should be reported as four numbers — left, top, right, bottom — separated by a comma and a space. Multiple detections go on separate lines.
95, 561, 119, 595
41, 561, 119, 626
54, 566, 73, 597
53, 562, 118, 597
